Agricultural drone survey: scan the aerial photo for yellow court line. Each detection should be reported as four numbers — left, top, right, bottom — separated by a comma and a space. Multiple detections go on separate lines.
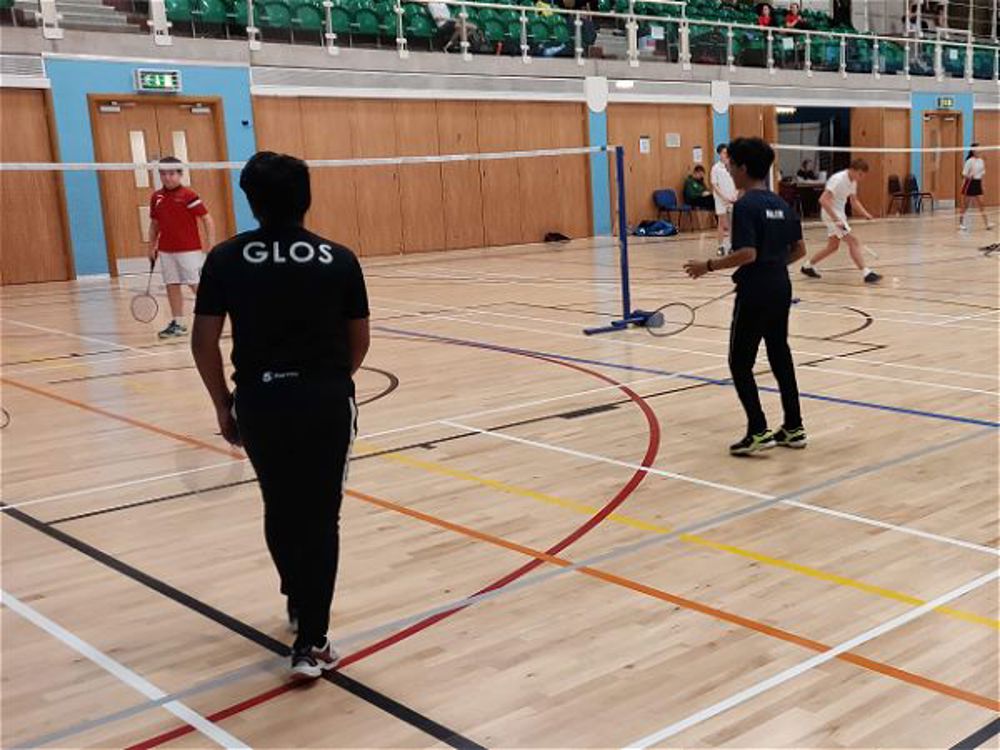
355, 441, 1000, 631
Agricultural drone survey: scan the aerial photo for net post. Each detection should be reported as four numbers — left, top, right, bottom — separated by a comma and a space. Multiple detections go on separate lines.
583, 145, 652, 336
616, 145, 632, 322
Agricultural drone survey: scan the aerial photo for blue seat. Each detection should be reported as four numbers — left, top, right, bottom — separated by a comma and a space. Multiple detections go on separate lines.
653, 189, 693, 230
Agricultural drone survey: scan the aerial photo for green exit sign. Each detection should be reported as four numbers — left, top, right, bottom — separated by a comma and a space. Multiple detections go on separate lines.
134, 69, 182, 93
937, 96, 955, 109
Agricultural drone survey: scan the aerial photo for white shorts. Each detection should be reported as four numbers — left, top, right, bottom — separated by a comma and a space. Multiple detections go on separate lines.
714, 195, 732, 216
823, 216, 852, 239
160, 251, 204, 285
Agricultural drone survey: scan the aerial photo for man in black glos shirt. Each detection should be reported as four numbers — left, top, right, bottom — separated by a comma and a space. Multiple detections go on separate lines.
191, 151, 371, 678
683, 137, 807, 456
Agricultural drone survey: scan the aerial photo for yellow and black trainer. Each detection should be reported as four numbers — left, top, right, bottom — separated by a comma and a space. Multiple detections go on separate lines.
773, 426, 808, 449
729, 430, 776, 456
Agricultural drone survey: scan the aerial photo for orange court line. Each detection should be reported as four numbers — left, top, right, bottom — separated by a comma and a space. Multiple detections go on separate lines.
6, 374, 998, 713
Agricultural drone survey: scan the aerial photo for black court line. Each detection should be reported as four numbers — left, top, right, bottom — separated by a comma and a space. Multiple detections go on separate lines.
2, 502, 485, 750
37, 333, 882, 526
950, 718, 1000, 749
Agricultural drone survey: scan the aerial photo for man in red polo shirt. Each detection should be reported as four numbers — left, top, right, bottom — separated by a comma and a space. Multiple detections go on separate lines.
149, 156, 216, 339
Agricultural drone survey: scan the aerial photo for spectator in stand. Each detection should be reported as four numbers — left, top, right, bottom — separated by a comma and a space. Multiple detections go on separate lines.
684, 165, 716, 211
428, 2, 480, 52
556, 0, 598, 50
797, 160, 818, 181
784, 2, 803, 28
757, 3, 773, 26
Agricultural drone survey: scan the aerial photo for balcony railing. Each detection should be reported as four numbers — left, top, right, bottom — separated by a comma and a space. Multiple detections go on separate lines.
6, 0, 999, 83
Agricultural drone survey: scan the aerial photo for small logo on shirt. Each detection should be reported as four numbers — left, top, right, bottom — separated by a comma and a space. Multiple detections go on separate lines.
262, 370, 300, 384
765, 209, 786, 220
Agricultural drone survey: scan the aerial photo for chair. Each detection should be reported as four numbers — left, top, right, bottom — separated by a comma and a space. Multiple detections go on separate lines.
887, 174, 909, 215
905, 174, 934, 213
653, 189, 693, 231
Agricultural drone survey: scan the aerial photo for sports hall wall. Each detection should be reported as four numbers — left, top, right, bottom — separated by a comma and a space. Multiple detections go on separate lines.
0, 40, 997, 284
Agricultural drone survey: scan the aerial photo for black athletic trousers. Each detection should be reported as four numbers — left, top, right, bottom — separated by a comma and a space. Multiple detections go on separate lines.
728, 286, 802, 436
235, 375, 356, 651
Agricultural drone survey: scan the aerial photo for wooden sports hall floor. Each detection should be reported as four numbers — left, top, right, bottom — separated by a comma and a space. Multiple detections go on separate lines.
2, 210, 998, 749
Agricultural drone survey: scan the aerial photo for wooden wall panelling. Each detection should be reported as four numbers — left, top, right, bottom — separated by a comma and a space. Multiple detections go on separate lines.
658, 104, 712, 219
476, 101, 523, 247
394, 100, 446, 254
0, 89, 73, 284
547, 102, 592, 238
252, 96, 306, 156
975, 111, 999, 207
851, 108, 886, 216
436, 101, 486, 250
882, 109, 910, 213
350, 99, 403, 256
299, 98, 362, 252
607, 103, 662, 225
516, 101, 559, 244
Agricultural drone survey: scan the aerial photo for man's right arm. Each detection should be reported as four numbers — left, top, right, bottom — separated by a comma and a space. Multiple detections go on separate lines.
819, 190, 842, 224
789, 239, 807, 264
347, 318, 370, 376
148, 218, 160, 260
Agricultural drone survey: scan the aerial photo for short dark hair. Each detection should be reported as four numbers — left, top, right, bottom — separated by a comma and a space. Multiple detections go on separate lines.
158, 155, 183, 170
693, 164, 705, 173
239, 151, 311, 227
849, 158, 870, 172
716, 143, 728, 155
727, 137, 774, 180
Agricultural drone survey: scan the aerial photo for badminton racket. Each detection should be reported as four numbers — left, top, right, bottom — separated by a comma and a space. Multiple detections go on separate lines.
643, 289, 736, 337
130, 257, 159, 324
1, 408, 9, 429
862, 245, 879, 259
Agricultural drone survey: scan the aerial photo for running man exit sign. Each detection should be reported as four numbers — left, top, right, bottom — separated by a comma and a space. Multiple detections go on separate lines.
937, 96, 955, 109
134, 69, 182, 93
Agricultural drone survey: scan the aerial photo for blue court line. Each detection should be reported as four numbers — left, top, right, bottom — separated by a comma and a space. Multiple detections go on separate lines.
375, 325, 1000, 429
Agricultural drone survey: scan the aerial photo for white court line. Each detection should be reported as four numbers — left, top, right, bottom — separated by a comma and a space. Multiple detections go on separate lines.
375, 299, 1000, 395
3, 459, 247, 511
0, 318, 151, 356
623, 568, 1000, 749
1, 590, 250, 750
442, 419, 1000, 557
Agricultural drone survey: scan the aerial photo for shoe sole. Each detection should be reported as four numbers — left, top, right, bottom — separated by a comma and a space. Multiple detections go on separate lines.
290, 653, 340, 680
730, 441, 776, 456
775, 440, 807, 449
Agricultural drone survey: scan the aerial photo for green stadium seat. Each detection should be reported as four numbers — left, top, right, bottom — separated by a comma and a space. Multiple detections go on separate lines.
191, 0, 228, 24
228, 0, 249, 26
259, 0, 292, 28
291, 0, 324, 31
165, 0, 194, 23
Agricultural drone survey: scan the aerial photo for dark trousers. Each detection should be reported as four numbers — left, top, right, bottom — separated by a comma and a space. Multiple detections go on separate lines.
688, 194, 716, 211
235, 376, 356, 650
728, 287, 802, 435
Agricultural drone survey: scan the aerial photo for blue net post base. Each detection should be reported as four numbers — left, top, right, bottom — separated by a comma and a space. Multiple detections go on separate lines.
583, 310, 656, 336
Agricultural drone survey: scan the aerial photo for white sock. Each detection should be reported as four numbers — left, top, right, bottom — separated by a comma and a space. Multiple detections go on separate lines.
862, 267, 872, 278
803, 260, 813, 269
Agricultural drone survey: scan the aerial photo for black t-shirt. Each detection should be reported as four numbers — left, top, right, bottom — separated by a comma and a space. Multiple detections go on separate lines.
195, 226, 369, 385
730, 189, 802, 290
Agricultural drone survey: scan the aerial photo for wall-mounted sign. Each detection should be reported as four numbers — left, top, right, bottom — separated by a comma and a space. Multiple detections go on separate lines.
937, 96, 955, 109
665, 133, 681, 148
639, 136, 651, 154
134, 69, 182, 93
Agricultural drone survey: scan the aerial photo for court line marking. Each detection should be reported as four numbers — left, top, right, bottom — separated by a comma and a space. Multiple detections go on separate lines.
441, 420, 1000, 557
622, 568, 1000, 749
13, 657, 283, 750
11, 366, 993, 743
115, 441, 1000, 748
378, 324, 999, 428
4, 460, 246, 511
368, 446, 999, 629
0, 318, 155, 357
374, 299, 999, 395
1, 589, 251, 750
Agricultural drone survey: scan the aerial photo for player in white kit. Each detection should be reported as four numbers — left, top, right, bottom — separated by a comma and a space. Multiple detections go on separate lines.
800, 159, 881, 284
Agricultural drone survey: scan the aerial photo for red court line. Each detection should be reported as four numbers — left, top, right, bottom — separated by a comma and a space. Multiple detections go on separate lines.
7, 348, 660, 747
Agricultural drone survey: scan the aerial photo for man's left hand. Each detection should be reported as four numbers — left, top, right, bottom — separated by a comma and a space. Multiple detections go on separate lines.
684, 259, 710, 279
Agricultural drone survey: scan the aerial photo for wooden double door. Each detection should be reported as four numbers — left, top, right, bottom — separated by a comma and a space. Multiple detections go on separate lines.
89, 96, 233, 274
922, 110, 962, 204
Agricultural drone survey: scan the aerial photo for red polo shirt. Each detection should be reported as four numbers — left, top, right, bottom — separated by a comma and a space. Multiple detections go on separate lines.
150, 186, 208, 252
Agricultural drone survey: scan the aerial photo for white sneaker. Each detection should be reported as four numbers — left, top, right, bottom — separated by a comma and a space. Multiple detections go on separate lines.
959, 223, 969, 233
290, 637, 340, 679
